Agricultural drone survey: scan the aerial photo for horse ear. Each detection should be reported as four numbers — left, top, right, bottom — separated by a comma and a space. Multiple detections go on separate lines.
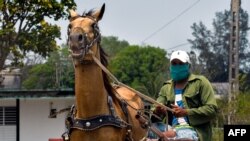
91, 3, 105, 21
69, 9, 79, 19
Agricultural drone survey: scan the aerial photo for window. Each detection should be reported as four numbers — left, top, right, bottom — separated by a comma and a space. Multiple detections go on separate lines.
0, 107, 16, 126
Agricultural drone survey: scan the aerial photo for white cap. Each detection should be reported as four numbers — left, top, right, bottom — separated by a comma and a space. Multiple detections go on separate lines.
170, 50, 190, 64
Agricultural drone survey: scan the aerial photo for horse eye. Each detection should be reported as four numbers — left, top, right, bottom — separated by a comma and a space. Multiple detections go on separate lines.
91, 23, 97, 29
68, 24, 72, 29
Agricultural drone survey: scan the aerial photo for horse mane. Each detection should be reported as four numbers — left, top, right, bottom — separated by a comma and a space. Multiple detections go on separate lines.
79, 9, 117, 100
99, 45, 117, 100
82, 9, 95, 17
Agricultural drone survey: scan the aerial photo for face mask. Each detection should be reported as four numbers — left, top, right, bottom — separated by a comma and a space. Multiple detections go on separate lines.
170, 64, 190, 81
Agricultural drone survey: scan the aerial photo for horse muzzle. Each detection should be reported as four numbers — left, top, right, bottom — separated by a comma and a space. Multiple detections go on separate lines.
69, 33, 89, 59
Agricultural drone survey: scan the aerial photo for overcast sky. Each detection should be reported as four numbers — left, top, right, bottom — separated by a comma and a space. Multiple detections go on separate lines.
56, 0, 250, 53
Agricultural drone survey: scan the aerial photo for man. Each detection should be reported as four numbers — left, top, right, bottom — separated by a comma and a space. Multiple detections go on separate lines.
152, 50, 218, 141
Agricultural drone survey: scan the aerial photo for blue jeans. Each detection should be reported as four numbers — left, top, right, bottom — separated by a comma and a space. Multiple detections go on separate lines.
175, 125, 199, 141
147, 122, 167, 139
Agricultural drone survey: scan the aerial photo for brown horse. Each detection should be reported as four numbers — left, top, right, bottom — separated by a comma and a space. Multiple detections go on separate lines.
66, 3, 147, 141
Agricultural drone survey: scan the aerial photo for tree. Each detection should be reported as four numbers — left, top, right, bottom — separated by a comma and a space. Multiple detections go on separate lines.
188, 9, 250, 82
0, 0, 76, 70
22, 44, 74, 89
21, 35, 128, 89
101, 36, 129, 59
239, 73, 250, 92
109, 45, 169, 98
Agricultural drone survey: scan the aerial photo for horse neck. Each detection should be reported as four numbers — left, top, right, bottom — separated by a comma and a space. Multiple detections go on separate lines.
74, 54, 109, 118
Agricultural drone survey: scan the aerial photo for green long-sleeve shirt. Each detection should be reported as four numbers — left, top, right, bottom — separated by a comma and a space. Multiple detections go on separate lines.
155, 74, 218, 141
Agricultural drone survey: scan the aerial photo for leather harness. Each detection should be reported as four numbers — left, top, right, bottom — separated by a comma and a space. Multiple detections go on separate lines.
62, 95, 132, 141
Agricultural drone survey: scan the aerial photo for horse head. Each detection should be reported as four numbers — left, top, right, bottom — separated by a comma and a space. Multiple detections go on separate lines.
68, 4, 105, 62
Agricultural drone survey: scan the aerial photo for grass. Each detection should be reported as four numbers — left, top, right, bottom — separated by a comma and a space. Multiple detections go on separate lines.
212, 128, 224, 141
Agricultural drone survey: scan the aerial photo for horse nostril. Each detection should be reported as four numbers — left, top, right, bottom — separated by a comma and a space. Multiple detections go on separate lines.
69, 33, 84, 43
78, 34, 83, 41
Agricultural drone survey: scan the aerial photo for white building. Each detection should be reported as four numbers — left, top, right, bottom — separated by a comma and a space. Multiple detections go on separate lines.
211, 82, 229, 99
0, 68, 75, 141
0, 90, 74, 141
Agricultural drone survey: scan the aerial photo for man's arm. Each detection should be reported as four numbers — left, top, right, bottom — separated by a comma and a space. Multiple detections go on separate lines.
186, 76, 218, 126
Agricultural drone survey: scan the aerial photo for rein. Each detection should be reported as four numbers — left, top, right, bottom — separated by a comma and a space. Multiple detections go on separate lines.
88, 50, 174, 113
65, 14, 172, 141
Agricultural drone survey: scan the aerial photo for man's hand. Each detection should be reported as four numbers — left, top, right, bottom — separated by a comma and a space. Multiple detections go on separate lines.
171, 104, 188, 117
153, 106, 167, 116
163, 129, 176, 138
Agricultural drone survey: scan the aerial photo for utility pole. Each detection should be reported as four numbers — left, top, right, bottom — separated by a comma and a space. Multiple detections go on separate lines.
228, 0, 240, 124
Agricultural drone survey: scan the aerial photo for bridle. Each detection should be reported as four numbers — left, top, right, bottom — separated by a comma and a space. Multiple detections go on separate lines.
67, 15, 101, 61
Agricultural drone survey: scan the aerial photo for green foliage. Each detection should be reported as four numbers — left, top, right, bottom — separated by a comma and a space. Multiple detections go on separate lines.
22, 63, 55, 89
213, 98, 228, 127
0, 0, 76, 70
213, 92, 250, 129
188, 9, 250, 82
211, 93, 250, 140
101, 36, 129, 59
22, 44, 74, 89
212, 128, 223, 141
234, 93, 250, 124
109, 45, 169, 98
239, 73, 250, 92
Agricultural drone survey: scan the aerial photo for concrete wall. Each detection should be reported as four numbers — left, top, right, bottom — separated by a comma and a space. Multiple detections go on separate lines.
20, 98, 74, 141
